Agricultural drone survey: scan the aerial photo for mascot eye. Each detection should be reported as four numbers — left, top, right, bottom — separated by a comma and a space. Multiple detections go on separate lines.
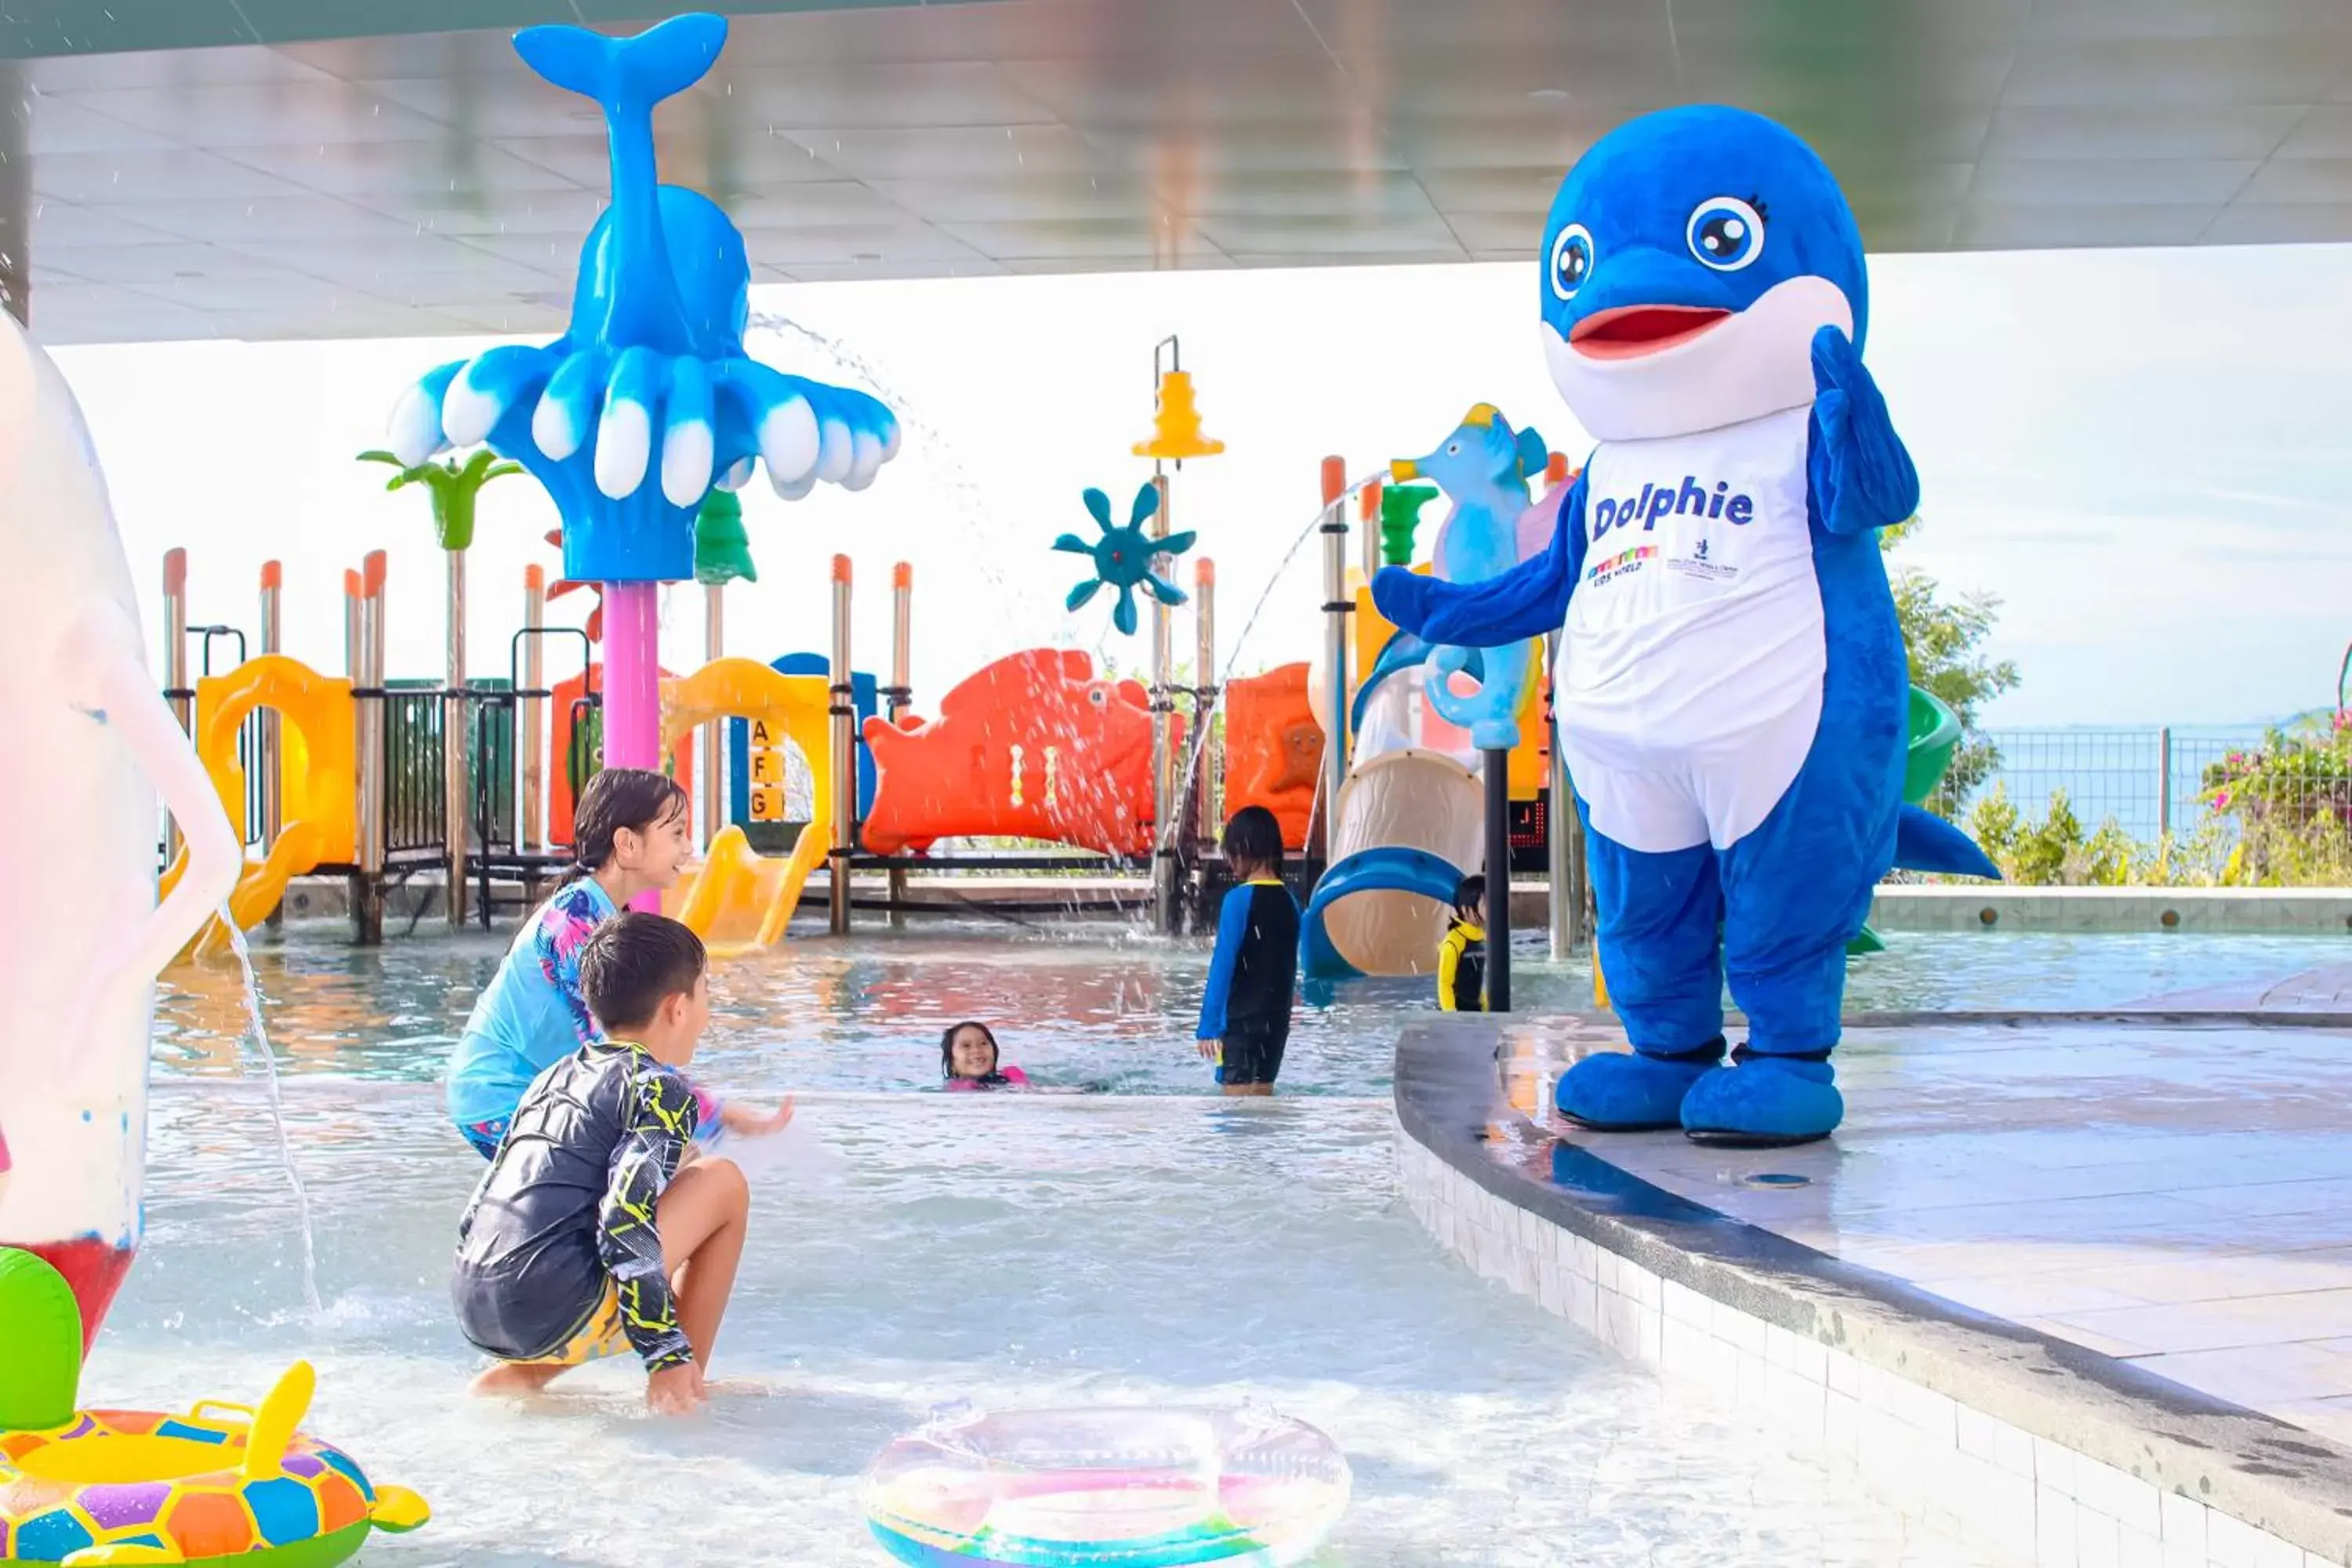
1548, 223, 1595, 300
1686, 196, 1764, 271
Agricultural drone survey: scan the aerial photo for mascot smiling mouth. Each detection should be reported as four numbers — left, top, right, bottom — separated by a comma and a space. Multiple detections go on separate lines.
1568, 305, 1733, 359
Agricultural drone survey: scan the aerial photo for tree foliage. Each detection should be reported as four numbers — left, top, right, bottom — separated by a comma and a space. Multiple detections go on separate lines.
1882, 517, 2019, 807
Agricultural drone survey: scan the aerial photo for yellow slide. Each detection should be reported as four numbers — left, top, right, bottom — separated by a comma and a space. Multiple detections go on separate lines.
158, 656, 356, 960
658, 659, 833, 957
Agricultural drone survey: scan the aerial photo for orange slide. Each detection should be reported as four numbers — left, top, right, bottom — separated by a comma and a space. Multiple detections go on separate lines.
157, 655, 358, 960
656, 659, 831, 956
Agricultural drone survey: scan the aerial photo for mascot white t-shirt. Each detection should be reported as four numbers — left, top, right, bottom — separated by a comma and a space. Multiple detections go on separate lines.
1561, 406, 1824, 854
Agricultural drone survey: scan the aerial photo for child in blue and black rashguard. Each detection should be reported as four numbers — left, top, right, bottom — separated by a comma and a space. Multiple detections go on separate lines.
1196, 806, 1301, 1096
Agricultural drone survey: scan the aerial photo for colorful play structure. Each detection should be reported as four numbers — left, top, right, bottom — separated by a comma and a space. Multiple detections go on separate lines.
158, 379, 1969, 988
136, 13, 1984, 991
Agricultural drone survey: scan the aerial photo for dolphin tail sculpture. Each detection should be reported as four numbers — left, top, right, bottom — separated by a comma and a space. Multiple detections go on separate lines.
0, 312, 243, 1350
513, 13, 727, 116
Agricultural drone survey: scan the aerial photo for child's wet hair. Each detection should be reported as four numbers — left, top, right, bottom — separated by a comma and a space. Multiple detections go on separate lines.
1454, 873, 1486, 915
567, 767, 690, 882
579, 913, 706, 1033
941, 1021, 1000, 1080
1220, 805, 1285, 875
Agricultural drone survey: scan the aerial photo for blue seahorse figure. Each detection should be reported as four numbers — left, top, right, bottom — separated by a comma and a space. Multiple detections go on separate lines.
1391, 405, 1551, 750
1374, 106, 1998, 1148
385, 14, 900, 583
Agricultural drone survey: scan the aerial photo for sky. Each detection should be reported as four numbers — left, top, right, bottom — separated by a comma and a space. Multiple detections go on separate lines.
53, 241, 2352, 730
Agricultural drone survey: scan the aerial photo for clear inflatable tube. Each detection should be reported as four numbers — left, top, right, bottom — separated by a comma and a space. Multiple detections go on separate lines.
863, 1403, 1351, 1566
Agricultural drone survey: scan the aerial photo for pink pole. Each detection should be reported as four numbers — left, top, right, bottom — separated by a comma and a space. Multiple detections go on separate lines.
601, 579, 664, 913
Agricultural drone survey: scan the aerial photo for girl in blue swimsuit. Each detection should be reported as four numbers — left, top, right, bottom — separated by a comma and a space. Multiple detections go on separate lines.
444, 768, 784, 1157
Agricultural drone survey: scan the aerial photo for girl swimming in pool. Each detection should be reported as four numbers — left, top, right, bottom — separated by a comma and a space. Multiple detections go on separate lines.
445, 767, 789, 1157
942, 1022, 1029, 1091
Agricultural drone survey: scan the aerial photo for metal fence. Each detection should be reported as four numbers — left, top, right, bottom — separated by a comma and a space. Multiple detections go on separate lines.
1925, 724, 2306, 844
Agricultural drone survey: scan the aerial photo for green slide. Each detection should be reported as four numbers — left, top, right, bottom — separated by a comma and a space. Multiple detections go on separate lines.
1848, 686, 1964, 957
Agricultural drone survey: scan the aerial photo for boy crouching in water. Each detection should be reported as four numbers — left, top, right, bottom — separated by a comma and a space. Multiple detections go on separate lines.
455, 913, 775, 1414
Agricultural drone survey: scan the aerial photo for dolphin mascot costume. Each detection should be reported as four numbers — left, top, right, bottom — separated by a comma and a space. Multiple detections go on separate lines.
1375, 105, 1994, 1147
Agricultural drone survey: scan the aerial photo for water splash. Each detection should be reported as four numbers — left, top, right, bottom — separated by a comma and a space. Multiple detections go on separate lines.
220, 916, 324, 1318
744, 310, 1079, 650
1168, 472, 1387, 844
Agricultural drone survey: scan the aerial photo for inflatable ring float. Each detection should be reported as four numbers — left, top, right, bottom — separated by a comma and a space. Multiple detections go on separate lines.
0, 1248, 429, 1566
862, 1403, 1350, 1566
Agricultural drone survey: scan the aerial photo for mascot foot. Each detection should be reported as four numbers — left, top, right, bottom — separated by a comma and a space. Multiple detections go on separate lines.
1555, 1040, 1725, 1132
1679, 1051, 1843, 1148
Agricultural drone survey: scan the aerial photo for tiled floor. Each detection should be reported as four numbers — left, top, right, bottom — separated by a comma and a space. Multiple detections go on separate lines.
1494, 1003, 2352, 1449
2136, 960, 2352, 1013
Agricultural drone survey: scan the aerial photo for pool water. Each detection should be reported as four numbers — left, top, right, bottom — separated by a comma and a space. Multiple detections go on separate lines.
96, 1084, 1986, 1566
153, 921, 2350, 1097
97, 921, 2338, 1564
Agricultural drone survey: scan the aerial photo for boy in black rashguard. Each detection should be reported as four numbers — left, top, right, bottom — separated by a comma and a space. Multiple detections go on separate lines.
1196, 806, 1301, 1096
453, 913, 788, 1415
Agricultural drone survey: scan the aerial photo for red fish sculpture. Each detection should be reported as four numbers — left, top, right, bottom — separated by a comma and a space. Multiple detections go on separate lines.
861, 649, 1178, 858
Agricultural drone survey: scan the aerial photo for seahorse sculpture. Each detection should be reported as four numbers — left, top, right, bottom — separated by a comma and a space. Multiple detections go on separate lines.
1390, 405, 1549, 749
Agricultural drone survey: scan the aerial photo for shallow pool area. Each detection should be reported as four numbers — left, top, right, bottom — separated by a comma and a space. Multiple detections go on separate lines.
98, 1083, 1986, 1566
153, 923, 2352, 1097
103, 920, 2352, 1565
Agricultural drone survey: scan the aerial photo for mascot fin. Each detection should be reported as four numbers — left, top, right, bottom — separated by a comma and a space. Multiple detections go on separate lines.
1893, 804, 2001, 880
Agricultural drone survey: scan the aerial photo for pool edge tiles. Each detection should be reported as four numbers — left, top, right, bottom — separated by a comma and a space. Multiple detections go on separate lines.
1388, 1017, 2352, 1568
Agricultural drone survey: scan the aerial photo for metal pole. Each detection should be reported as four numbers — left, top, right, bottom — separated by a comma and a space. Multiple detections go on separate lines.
887, 562, 913, 927
1191, 557, 1218, 857
353, 551, 387, 945
259, 561, 284, 927
1484, 748, 1512, 1011
1547, 633, 1573, 961
520, 566, 546, 855
444, 548, 468, 929
1149, 471, 1179, 935
162, 548, 189, 865
1358, 478, 1381, 583
1317, 457, 1350, 866
2156, 724, 2173, 842
702, 580, 725, 852
343, 569, 362, 684
828, 554, 855, 936
258, 561, 282, 848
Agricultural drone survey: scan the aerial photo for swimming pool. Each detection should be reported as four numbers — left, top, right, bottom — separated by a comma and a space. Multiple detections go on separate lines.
152, 922, 2350, 1096
94, 1082, 1988, 1566
103, 923, 2341, 1563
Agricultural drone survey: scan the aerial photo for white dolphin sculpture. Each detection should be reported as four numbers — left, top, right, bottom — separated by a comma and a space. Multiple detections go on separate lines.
0, 310, 242, 1347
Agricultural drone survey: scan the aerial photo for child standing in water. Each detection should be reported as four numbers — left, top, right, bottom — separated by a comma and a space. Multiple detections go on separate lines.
1196, 806, 1301, 1097
941, 1022, 1029, 1091
456, 913, 773, 1414
1437, 874, 1488, 1013
444, 768, 785, 1157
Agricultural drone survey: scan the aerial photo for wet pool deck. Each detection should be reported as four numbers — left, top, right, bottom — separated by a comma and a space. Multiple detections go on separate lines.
1501, 964, 2352, 1448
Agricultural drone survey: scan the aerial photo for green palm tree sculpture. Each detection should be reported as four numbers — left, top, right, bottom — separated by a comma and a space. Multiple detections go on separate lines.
356, 448, 524, 551
358, 445, 521, 929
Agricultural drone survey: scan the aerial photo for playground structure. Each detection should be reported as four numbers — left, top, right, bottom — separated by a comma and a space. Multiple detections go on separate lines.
151, 451, 1576, 968
150, 528, 1241, 953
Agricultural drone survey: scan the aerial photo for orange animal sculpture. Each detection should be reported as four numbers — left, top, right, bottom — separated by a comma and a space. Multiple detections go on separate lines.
1222, 663, 1324, 850
861, 650, 1176, 858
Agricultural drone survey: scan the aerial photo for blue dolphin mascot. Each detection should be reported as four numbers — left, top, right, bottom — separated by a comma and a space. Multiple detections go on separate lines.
1374, 106, 1996, 1147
